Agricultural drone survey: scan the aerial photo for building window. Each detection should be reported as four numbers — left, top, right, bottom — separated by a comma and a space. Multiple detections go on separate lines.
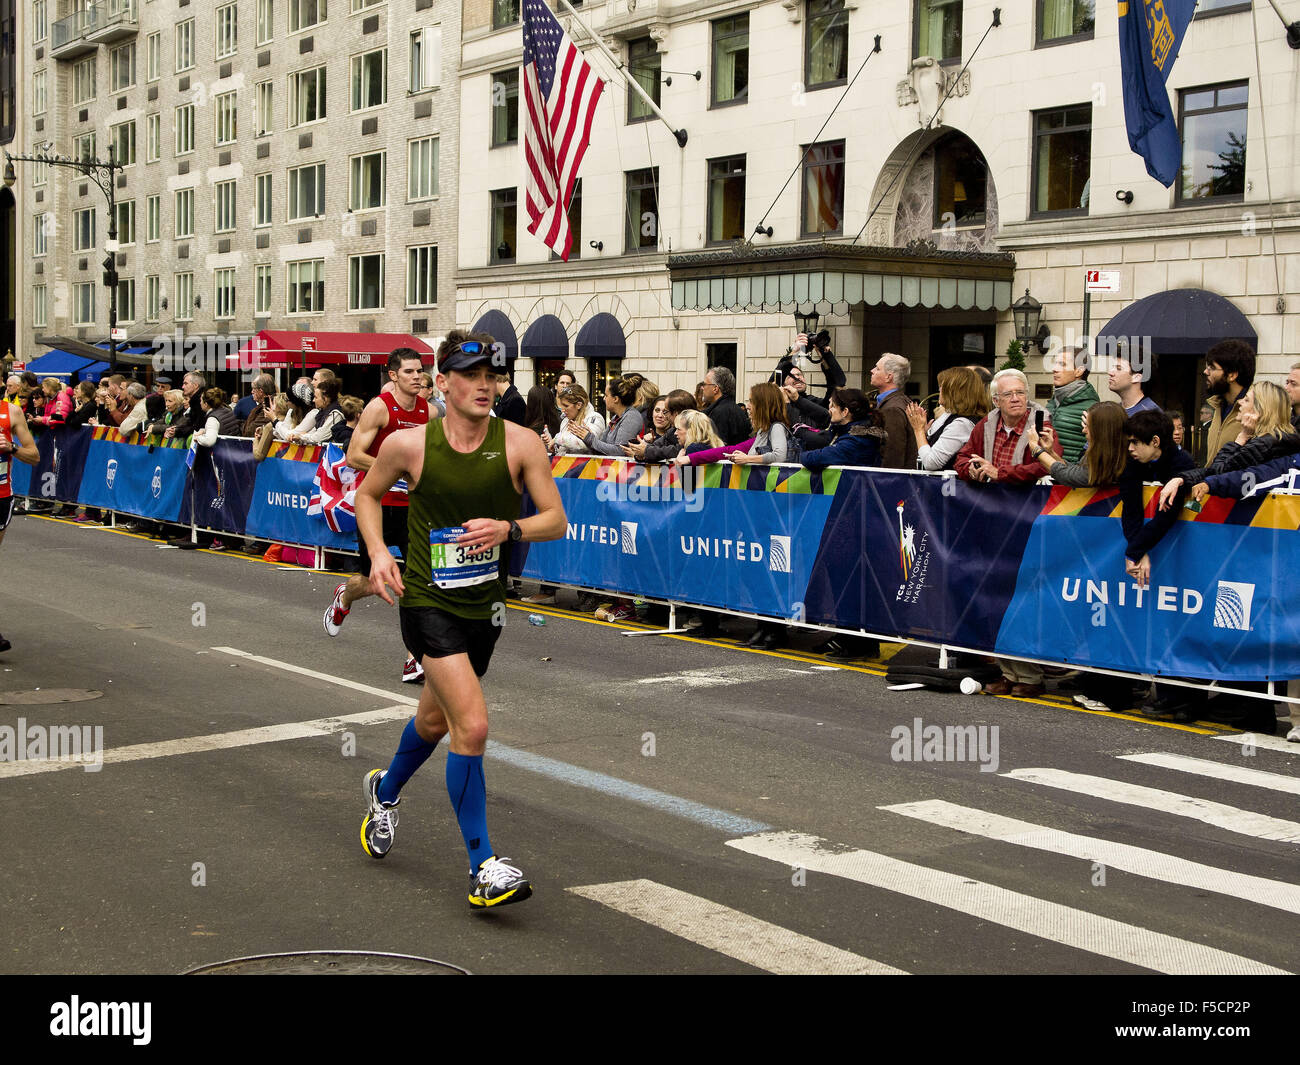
115, 199, 136, 246
74, 284, 96, 326
175, 103, 195, 155
287, 259, 325, 314
34, 285, 48, 329
807, 0, 849, 89
74, 131, 96, 162
256, 81, 273, 135
146, 113, 161, 162
73, 56, 95, 105
490, 68, 518, 146
255, 172, 273, 226
352, 0, 383, 10
110, 41, 136, 91
175, 188, 194, 238
289, 0, 325, 33
408, 135, 439, 200
706, 342, 738, 379
707, 156, 746, 244
73, 207, 96, 252
1032, 104, 1091, 216
147, 32, 160, 81
915, 0, 961, 63
407, 245, 438, 307
552, 179, 582, 260
117, 278, 136, 325
215, 269, 237, 319
174, 272, 194, 321
289, 65, 327, 126
627, 38, 660, 123
1037, 0, 1093, 45
146, 194, 161, 242
146, 275, 160, 322
409, 26, 441, 93
350, 48, 387, 111
257, 0, 274, 44
349, 254, 385, 310
1177, 82, 1248, 204
215, 92, 238, 145
33, 213, 49, 257
625, 167, 659, 252
33, 0, 47, 43
801, 140, 844, 236
215, 180, 237, 233
216, 3, 238, 58
32, 159, 48, 186
176, 19, 195, 73
933, 133, 986, 227
350, 151, 386, 210
1195, 0, 1251, 14
111, 121, 136, 167
492, 0, 519, 30
490, 188, 516, 264
711, 14, 748, 108
255, 264, 272, 316
32, 70, 46, 116
288, 163, 326, 219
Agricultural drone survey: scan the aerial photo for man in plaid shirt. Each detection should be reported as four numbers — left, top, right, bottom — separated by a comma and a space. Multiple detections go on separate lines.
954, 369, 1052, 485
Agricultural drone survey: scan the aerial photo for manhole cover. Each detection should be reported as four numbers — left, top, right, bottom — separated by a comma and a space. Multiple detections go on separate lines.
183, 951, 470, 975
0, 689, 104, 706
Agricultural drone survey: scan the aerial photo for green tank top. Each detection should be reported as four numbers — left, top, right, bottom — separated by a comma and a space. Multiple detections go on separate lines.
401, 416, 522, 618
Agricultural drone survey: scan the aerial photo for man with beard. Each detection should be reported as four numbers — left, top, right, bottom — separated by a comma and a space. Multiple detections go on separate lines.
1202, 339, 1255, 461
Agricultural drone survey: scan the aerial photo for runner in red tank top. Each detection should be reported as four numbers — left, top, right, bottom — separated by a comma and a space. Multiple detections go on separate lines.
322, 348, 435, 683
0, 401, 42, 653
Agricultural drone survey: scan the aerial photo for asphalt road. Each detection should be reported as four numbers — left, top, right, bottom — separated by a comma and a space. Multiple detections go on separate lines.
1, 513, 1297, 978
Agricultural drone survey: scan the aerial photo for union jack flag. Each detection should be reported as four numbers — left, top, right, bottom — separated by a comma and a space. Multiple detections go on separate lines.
522, 0, 605, 260
308, 443, 359, 533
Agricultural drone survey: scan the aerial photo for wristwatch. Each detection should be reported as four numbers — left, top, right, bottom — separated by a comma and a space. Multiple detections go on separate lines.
508, 519, 523, 543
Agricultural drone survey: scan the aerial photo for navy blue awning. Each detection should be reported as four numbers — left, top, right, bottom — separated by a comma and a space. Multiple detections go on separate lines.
574, 313, 626, 360
471, 310, 518, 361
26, 349, 93, 376
520, 315, 569, 360
1095, 289, 1256, 356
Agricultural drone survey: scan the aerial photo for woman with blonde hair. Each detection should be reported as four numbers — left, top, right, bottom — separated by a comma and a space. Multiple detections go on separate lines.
548, 383, 606, 454
670, 410, 725, 464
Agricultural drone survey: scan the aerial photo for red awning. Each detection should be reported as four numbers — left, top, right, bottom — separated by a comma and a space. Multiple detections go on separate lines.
231, 330, 436, 370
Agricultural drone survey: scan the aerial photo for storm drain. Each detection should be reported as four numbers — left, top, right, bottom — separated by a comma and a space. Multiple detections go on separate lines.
0, 689, 104, 706
183, 951, 470, 975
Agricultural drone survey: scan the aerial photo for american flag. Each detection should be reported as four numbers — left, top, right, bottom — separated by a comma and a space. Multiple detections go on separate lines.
522, 0, 605, 260
308, 443, 359, 533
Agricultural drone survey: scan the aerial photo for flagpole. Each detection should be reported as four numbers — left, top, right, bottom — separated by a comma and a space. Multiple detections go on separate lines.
554, 0, 688, 147
1261, 0, 1300, 48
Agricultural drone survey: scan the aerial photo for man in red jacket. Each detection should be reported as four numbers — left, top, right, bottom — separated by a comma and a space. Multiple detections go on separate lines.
955, 369, 1052, 486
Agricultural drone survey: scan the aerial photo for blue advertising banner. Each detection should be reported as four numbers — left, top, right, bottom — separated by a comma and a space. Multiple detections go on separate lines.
79, 433, 189, 520
23, 427, 92, 503
183, 439, 258, 535
247, 452, 358, 551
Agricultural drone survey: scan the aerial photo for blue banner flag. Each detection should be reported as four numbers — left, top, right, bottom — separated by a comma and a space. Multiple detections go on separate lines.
1119, 0, 1198, 186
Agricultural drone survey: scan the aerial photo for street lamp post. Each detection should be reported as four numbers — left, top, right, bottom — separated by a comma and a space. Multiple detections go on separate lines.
6, 144, 124, 373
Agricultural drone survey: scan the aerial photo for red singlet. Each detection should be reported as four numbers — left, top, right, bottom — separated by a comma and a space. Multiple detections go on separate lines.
368, 392, 429, 507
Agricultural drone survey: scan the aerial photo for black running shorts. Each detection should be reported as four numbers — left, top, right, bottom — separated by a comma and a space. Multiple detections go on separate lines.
400, 605, 503, 678
0, 497, 16, 532
359, 504, 410, 574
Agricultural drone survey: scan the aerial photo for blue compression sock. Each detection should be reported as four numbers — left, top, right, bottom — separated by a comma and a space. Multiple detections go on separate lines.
446, 752, 493, 871
377, 718, 437, 805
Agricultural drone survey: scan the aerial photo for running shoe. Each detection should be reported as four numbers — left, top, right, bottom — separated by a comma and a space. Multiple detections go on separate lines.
468, 856, 532, 909
1288, 727, 1300, 743
323, 582, 349, 637
402, 654, 425, 684
360, 769, 400, 859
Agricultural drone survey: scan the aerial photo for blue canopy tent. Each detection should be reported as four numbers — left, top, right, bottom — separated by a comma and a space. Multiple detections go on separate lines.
25, 349, 109, 381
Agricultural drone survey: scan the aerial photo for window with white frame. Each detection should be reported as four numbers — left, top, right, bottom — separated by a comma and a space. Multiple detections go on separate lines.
111, 120, 136, 166
74, 131, 96, 162
408, 135, 438, 200
147, 194, 161, 242
349, 254, 384, 310
74, 207, 95, 251
289, 0, 325, 33
255, 172, 273, 226
215, 91, 238, 144
32, 158, 48, 186
288, 163, 325, 219
174, 272, 194, 321
256, 80, 273, 135
406, 245, 437, 307
215, 180, 237, 232
74, 283, 96, 326
216, 4, 238, 58
255, 264, 272, 315
33, 213, 49, 256
73, 56, 95, 104
351, 49, 387, 111
110, 42, 135, 91
116, 199, 136, 245
352, 0, 383, 11
33, 0, 47, 43
117, 278, 136, 324
146, 275, 161, 322
409, 26, 441, 93
176, 19, 195, 72
287, 259, 324, 314
34, 285, 48, 329
33, 70, 47, 115
289, 66, 327, 126
175, 188, 194, 238
147, 32, 161, 81
349, 151, 385, 210
146, 113, 160, 162
257, 0, 273, 44
215, 269, 237, 319
176, 103, 195, 154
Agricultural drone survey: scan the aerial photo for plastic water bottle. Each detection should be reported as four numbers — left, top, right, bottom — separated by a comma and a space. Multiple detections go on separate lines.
527, 614, 546, 626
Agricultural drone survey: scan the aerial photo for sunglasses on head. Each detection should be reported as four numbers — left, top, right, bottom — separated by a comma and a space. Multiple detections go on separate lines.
455, 341, 489, 356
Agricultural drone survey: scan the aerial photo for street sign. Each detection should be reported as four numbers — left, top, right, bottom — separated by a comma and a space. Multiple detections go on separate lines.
302, 336, 317, 351
1084, 269, 1121, 293
110, 327, 127, 341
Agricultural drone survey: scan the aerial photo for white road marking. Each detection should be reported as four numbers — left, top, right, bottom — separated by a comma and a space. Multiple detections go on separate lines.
1215, 733, 1300, 755
1002, 768, 1300, 844
1118, 752, 1300, 795
566, 879, 906, 975
213, 646, 419, 705
632, 666, 770, 689
726, 831, 1289, 975
881, 799, 1300, 916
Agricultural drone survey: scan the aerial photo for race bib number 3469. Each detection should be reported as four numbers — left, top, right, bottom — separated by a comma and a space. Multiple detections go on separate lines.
428, 527, 499, 589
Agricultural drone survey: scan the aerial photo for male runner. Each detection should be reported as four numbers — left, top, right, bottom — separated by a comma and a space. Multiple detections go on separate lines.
355, 330, 565, 907
0, 402, 42, 652
323, 348, 431, 683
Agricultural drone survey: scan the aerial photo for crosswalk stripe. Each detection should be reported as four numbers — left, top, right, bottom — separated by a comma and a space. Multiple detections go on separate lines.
566, 879, 906, 975
1215, 733, 1300, 755
1118, 753, 1300, 795
725, 831, 1289, 975
1002, 768, 1300, 844
881, 799, 1300, 916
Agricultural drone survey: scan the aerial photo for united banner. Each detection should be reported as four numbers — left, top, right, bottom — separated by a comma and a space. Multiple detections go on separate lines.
246, 443, 358, 551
